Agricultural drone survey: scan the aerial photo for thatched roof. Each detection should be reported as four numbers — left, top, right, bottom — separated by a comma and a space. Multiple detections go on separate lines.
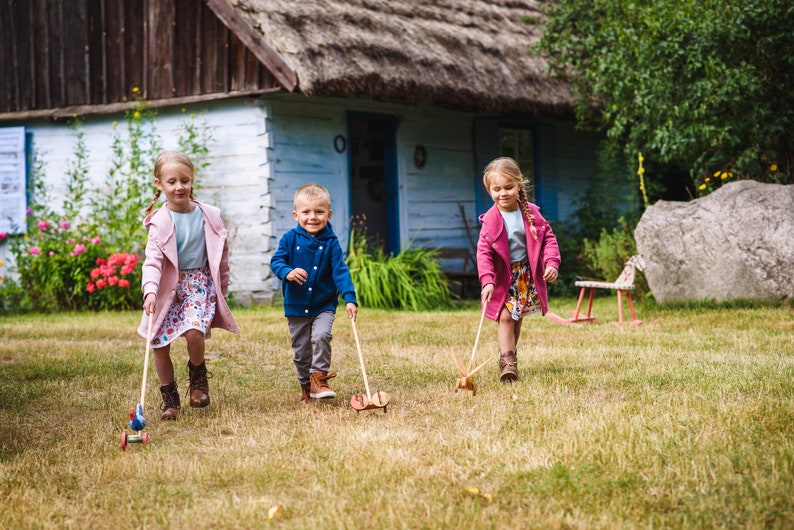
222, 0, 572, 115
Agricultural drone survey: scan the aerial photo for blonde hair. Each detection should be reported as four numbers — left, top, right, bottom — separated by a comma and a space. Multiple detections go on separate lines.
482, 157, 538, 240
145, 151, 196, 215
293, 183, 331, 209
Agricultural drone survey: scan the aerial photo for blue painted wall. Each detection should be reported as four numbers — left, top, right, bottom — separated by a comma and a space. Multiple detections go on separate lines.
261, 94, 621, 280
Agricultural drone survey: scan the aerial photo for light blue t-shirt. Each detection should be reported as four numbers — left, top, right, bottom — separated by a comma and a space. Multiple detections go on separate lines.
169, 207, 207, 270
500, 208, 527, 263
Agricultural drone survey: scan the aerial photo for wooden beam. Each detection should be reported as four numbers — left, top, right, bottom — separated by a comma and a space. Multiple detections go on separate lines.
205, 0, 297, 92
0, 87, 281, 122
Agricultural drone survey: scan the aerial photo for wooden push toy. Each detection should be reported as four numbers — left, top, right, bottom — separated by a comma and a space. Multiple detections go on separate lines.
121, 315, 153, 450
349, 318, 390, 413
451, 306, 498, 395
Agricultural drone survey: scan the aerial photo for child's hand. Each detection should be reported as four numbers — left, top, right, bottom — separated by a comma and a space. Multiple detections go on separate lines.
481, 284, 494, 305
143, 293, 156, 315
544, 266, 559, 282
346, 302, 358, 321
286, 268, 308, 285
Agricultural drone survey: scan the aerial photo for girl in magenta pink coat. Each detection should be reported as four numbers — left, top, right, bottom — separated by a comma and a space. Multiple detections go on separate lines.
137, 151, 239, 420
476, 157, 561, 382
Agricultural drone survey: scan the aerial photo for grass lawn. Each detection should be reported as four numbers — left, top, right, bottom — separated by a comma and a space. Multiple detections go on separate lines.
1, 297, 793, 529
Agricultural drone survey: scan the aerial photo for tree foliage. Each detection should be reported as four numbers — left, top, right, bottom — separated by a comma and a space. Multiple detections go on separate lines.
534, 0, 794, 194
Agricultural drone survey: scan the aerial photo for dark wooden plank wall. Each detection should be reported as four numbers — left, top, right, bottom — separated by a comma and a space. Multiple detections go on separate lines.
0, 0, 280, 115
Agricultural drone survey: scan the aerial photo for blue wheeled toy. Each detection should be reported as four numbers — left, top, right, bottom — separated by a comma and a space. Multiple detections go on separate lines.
121, 315, 153, 450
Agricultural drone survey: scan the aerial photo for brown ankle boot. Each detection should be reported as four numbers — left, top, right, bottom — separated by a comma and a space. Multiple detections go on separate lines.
499, 350, 518, 382
187, 360, 211, 408
300, 383, 313, 405
309, 371, 337, 399
160, 382, 181, 421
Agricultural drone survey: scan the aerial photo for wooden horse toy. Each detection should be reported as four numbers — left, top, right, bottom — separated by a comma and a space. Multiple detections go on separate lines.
451, 306, 498, 395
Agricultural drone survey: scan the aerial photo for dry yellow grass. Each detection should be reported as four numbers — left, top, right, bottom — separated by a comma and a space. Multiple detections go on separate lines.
1, 298, 793, 529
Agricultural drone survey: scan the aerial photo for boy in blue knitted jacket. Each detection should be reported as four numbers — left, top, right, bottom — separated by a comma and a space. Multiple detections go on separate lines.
270, 183, 358, 404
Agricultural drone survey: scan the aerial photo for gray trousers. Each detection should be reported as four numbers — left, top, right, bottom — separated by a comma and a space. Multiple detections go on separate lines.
287, 310, 336, 385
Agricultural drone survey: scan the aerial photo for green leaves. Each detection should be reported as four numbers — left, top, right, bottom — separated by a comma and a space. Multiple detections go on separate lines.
346, 228, 455, 311
534, 0, 793, 192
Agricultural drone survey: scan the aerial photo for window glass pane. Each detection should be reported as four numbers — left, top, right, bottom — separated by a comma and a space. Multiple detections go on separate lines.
499, 128, 534, 200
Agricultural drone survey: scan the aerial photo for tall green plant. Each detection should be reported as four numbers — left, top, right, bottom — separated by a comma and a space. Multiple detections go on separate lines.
346, 224, 454, 311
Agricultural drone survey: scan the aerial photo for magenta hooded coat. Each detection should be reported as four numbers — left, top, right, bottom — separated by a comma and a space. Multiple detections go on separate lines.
137, 200, 240, 340
476, 202, 561, 322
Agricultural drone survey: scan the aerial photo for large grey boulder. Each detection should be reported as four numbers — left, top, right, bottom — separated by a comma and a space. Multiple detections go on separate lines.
634, 180, 794, 303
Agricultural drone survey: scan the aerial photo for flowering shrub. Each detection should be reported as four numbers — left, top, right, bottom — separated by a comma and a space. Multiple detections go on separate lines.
86, 253, 142, 310
0, 87, 210, 313
0, 210, 142, 312
696, 169, 734, 196
5, 214, 111, 311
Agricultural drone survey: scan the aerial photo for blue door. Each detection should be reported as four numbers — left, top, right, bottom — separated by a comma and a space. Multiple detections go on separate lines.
347, 112, 399, 253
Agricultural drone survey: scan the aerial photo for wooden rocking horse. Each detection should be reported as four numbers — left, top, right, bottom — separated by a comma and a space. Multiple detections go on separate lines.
548, 254, 646, 325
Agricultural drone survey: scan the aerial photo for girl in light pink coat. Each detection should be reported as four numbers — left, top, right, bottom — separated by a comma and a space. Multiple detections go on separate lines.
477, 157, 560, 382
137, 151, 239, 420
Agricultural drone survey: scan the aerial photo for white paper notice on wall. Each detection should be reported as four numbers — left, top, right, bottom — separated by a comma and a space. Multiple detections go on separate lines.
0, 126, 27, 235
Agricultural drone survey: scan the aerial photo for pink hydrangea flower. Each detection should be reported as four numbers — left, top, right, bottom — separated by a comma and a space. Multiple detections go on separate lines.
73, 243, 86, 256
91, 236, 101, 245
60, 221, 70, 230
37, 220, 49, 231
29, 246, 41, 256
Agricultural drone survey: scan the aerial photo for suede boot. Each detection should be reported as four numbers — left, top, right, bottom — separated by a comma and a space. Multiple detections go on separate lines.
309, 371, 337, 399
159, 382, 181, 421
499, 350, 518, 382
187, 360, 211, 408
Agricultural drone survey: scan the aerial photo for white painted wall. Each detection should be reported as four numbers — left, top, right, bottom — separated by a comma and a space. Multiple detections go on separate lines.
0, 97, 273, 305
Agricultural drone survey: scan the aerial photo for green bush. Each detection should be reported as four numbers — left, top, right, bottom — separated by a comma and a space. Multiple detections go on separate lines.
346, 224, 454, 311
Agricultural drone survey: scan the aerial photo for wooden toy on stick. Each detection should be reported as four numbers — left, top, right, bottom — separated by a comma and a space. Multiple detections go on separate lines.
349, 317, 390, 413
451, 305, 498, 395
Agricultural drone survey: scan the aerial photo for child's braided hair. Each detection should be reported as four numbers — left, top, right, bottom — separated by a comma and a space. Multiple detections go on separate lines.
482, 157, 538, 240
144, 151, 196, 216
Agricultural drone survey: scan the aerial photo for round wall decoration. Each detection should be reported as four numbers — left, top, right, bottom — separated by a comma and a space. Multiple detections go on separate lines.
414, 145, 427, 168
334, 135, 347, 153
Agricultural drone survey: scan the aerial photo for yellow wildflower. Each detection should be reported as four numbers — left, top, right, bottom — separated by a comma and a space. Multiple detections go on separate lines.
771, 164, 778, 172
132, 87, 140, 93
112, 121, 118, 127
720, 172, 728, 180
705, 177, 711, 183
698, 184, 706, 191
190, 113, 196, 119
713, 170, 721, 177
133, 111, 141, 119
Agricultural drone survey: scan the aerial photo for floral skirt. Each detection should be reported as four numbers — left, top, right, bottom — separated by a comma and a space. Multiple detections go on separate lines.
152, 265, 217, 347
505, 258, 541, 321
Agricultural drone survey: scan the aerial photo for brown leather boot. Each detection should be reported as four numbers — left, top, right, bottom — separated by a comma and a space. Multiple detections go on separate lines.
187, 360, 211, 408
300, 383, 313, 405
499, 350, 518, 382
159, 382, 181, 421
309, 371, 337, 399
